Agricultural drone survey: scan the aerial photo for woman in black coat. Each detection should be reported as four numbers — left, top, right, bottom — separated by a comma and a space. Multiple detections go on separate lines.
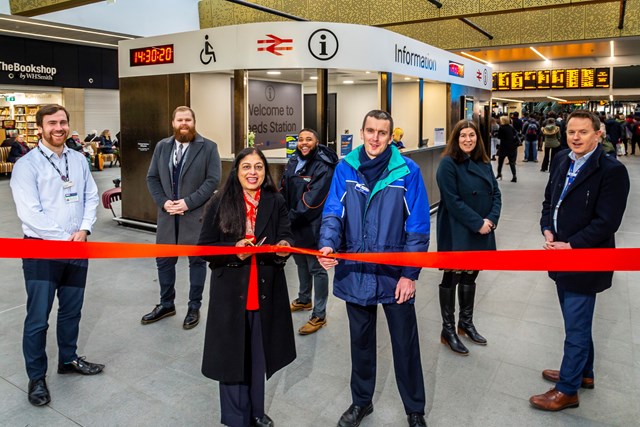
198, 148, 296, 427
436, 120, 502, 355
496, 115, 519, 182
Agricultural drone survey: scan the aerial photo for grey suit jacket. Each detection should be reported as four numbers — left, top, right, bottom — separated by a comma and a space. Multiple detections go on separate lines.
146, 134, 221, 245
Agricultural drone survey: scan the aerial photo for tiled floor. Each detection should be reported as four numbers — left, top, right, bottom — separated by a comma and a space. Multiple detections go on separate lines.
1, 152, 639, 426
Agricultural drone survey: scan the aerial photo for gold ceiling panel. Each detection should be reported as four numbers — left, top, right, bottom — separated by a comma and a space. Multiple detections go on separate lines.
622, 0, 640, 37
479, 0, 520, 14
437, 19, 466, 50
440, 0, 480, 18
463, 14, 493, 48
402, 0, 440, 21
523, 0, 571, 7
281, 0, 308, 18
198, 0, 214, 28
307, 0, 339, 22
585, 2, 622, 39
10, 0, 100, 16
369, 0, 404, 26
197, 0, 640, 51
552, 4, 585, 41
487, 13, 522, 46
338, 0, 371, 26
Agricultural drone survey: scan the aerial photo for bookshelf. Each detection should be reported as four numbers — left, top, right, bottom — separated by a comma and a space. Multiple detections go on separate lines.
14, 105, 41, 143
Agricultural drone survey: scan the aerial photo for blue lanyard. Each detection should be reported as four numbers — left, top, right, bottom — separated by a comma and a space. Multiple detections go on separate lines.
558, 160, 577, 203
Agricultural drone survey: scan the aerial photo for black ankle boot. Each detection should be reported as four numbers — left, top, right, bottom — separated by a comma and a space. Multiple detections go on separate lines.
457, 284, 487, 345
511, 176, 517, 183
439, 285, 469, 355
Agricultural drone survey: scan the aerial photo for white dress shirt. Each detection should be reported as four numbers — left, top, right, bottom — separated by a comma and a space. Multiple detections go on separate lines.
10, 143, 99, 240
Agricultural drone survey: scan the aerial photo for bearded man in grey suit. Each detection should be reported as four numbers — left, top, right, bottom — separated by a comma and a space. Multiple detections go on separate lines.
143, 106, 221, 329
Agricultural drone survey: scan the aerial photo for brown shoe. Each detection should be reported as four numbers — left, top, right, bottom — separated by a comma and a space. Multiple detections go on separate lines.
542, 369, 595, 389
298, 316, 326, 335
290, 298, 312, 312
529, 388, 579, 411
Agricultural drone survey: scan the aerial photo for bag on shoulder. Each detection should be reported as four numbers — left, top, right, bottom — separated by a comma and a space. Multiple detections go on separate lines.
525, 123, 538, 140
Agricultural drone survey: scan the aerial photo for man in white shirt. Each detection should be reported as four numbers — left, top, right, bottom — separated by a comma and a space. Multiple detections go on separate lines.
10, 104, 102, 407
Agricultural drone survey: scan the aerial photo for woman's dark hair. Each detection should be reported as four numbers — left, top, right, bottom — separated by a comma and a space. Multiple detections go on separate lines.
443, 119, 490, 164
213, 147, 277, 236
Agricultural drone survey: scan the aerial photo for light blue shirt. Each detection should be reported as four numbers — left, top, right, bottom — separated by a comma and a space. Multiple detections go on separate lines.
10, 143, 99, 240
553, 146, 597, 231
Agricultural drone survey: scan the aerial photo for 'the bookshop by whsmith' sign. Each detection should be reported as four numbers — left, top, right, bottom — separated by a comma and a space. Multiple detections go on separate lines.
492, 67, 610, 91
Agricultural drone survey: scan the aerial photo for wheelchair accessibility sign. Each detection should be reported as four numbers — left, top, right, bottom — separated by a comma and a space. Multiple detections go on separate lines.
200, 35, 216, 65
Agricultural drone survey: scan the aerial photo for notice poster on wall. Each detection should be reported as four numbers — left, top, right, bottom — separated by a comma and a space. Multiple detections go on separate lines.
340, 134, 353, 156
434, 128, 446, 146
248, 80, 302, 151
285, 134, 298, 158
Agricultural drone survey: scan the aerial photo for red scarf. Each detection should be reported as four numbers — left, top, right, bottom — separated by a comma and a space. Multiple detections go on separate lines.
243, 189, 261, 310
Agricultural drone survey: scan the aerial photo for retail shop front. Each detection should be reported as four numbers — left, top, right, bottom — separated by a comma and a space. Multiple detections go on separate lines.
0, 34, 118, 145
118, 22, 492, 226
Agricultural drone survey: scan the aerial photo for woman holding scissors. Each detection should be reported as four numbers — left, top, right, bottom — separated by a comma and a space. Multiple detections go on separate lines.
198, 148, 295, 427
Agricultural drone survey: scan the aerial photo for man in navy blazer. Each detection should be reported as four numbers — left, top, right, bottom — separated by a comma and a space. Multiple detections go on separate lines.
530, 110, 630, 411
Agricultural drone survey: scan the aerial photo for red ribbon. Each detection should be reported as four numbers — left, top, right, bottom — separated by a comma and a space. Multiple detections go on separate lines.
1, 238, 638, 271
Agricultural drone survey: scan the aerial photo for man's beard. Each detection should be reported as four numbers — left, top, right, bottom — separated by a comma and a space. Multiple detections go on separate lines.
173, 125, 196, 142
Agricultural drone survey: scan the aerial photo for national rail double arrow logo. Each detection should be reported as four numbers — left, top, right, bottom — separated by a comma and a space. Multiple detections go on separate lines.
257, 34, 293, 56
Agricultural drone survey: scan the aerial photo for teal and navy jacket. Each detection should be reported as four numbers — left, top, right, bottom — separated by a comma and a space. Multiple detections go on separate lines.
318, 145, 430, 306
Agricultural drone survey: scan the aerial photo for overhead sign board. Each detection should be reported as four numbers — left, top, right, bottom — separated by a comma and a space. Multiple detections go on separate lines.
118, 22, 492, 91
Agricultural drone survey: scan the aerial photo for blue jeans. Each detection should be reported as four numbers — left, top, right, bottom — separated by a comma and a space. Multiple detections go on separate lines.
556, 288, 596, 395
156, 256, 206, 310
22, 258, 88, 380
293, 254, 329, 318
525, 139, 538, 161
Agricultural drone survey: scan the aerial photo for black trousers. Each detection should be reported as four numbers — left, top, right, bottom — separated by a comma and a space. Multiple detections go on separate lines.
346, 302, 425, 415
219, 310, 266, 427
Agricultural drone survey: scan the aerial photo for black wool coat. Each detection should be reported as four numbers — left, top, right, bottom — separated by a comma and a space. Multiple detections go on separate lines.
436, 155, 502, 252
541, 146, 630, 294
198, 190, 296, 382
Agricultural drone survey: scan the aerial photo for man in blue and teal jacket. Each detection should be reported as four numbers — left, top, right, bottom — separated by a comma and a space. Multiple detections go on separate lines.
318, 110, 430, 427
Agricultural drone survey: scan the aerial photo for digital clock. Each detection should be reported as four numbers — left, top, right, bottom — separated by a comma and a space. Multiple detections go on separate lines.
130, 44, 174, 67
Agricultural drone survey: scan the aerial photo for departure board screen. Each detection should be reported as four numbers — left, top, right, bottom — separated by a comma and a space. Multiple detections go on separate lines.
565, 69, 580, 89
511, 71, 524, 90
537, 70, 550, 89
595, 68, 610, 88
497, 72, 511, 90
580, 68, 595, 88
524, 71, 537, 89
490, 67, 613, 91
551, 69, 566, 89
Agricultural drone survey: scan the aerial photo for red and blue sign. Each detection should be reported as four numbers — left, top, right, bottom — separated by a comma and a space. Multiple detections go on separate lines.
449, 61, 464, 78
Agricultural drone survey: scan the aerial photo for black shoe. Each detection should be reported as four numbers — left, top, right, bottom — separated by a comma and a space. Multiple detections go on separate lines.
141, 304, 176, 324
183, 308, 200, 330
338, 403, 373, 427
408, 413, 427, 427
28, 378, 50, 406
251, 414, 274, 427
58, 356, 104, 375
511, 177, 517, 183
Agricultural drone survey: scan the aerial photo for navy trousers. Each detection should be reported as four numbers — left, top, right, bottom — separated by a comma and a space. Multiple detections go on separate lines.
219, 311, 266, 427
556, 288, 596, 395
22, 258, 88, 381
156, 255, 206, 310
346, 302, 425, 415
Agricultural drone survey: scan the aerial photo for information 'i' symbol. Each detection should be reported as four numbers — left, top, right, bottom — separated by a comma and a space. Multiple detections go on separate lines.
319, 34, 327, 56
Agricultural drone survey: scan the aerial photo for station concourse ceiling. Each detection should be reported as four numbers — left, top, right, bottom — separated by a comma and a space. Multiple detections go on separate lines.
5, 0, 640, 86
